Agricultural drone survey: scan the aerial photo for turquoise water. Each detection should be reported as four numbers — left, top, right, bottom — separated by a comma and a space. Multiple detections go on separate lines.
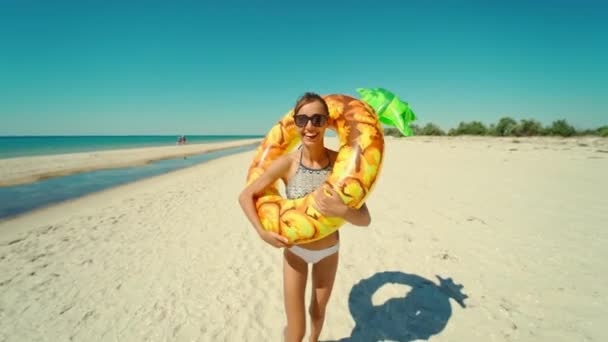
0, 145, 257, 220
0, 135, 262, 159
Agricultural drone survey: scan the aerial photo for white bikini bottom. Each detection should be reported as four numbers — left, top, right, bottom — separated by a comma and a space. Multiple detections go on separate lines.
288, 243, 340, 264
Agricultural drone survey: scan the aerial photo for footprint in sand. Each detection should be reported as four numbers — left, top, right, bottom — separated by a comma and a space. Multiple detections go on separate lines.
30, 253, 46, 262
59, 303, 75, 315
82, 310, 95, 322
466, 216, 487, 225
80, 259, 93, 266
6, 237, 25, 246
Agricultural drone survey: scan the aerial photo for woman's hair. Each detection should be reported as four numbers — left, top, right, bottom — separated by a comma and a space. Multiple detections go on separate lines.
293, 92, 329, 115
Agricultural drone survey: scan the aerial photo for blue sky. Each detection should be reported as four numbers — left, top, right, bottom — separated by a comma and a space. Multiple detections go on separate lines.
0, 0, 606, 135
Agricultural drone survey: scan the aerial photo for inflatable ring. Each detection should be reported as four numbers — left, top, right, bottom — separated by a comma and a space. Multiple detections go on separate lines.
246, 93, 385, 244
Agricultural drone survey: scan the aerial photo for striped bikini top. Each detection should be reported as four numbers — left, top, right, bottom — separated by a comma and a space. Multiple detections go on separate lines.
285, 149, 333, 199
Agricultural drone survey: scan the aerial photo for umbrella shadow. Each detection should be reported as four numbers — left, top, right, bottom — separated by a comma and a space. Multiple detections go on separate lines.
322, 271, 468, 342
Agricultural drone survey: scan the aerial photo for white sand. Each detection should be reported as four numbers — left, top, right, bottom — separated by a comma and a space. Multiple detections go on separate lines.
0, 139, 261, 187
0, 136, 607, 341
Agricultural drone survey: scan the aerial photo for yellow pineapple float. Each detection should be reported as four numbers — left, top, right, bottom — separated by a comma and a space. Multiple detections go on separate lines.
246, 88, 416, 244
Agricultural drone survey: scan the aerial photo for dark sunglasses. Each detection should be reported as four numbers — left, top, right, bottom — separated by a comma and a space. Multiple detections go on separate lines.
294, 114, 328, 128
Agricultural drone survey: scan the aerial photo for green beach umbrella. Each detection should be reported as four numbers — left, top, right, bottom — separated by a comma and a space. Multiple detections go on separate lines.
356, 87, 417, 136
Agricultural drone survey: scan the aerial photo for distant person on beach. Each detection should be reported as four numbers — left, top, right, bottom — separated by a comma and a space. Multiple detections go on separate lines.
239, 92, 371, 342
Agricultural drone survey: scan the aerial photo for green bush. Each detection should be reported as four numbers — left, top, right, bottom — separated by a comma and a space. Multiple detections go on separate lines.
513, 119, 543, 136
420, 123, 445, 136
577, 128, 598, 136
540, 126, 552, 136
548, 119, 576, 137
495, 117, 518, 136
383, 127, 403, 137
383, 119, 606, 138
409, 124, 421, 135
449, 121, 488, 136
487, 124, 498, 136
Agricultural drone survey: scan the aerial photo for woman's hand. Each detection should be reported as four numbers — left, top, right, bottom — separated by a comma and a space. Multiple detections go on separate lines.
259, 230, 291, 248
313, 186, 372, 226
312, 186, 348, 218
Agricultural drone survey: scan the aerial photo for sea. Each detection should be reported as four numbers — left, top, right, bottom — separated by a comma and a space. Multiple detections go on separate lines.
0, 135, 262, 159
0, 135, 262, 219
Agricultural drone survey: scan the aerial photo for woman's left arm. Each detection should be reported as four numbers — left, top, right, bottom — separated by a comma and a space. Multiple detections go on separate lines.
313, 187, 371, 227
341, 203, 371, 227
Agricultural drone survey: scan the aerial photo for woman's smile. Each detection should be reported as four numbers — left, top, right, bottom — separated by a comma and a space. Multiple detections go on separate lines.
303, 131, 320, 142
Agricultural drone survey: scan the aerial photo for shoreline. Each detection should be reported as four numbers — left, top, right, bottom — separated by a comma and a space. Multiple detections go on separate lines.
0, 148, 257, 236
0, 145, 258, 224
0, 138, 261, 187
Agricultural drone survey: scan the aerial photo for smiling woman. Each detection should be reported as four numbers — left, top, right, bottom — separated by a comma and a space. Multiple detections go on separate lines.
242, 92, 384, 245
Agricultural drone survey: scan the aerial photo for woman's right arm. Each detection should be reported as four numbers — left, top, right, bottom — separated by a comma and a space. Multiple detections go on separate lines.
238, 155, 292, 248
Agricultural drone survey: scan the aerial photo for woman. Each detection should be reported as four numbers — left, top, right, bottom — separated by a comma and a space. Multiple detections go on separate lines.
239, 92, 371, 342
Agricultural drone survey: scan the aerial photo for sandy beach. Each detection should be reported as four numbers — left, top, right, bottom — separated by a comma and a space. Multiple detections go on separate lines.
1, 136, 607, 341
0, 138, 261, 187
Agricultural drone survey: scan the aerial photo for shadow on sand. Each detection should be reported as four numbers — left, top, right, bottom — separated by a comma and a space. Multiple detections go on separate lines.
321, 271, 468, 342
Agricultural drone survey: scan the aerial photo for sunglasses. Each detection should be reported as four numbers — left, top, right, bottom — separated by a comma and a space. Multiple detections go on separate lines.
294, 114, 328, 128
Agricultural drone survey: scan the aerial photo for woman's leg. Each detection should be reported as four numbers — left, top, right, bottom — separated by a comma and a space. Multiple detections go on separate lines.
283, 249, 309, 342
308, 251, 339, 342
